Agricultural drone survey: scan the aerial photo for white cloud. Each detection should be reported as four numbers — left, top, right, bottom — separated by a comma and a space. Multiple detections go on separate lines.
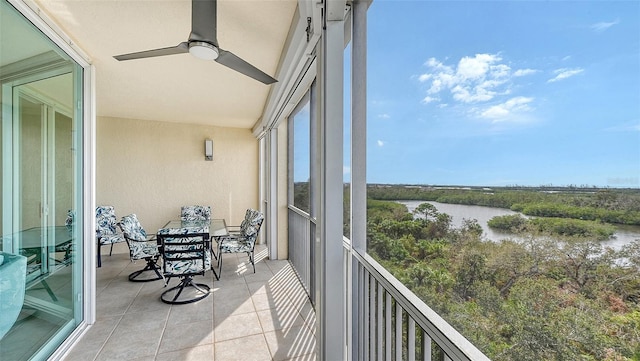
418, 74, 431, 82
422, 96, 439, 104
591, 19, 620, 33
452, 84, 496, 103
377, 140, 385, 147
457, 54, 500, 80
513, 68, 537, 77
562, 55, 572, 62
479, 96, 534, 122
419, 53, 518, 105
343, 166, 351, 175
378, 113, 390, 119
548, 68, 584, 83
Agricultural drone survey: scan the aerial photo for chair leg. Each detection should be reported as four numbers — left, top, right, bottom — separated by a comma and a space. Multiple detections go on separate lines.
128, 256, 163, 282
209, 236, 218, 261
97, 243, 102, 268
160, 275, 211, 304
218, 252, 224, 275
109, 243, 114, 256
249, 251, 255, 273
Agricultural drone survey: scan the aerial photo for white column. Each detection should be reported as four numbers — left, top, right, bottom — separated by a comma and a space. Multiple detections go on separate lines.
318, 1, 346, 359
351, 0, 368, 253
268, 128, 279, 259
351, 1, 370, 359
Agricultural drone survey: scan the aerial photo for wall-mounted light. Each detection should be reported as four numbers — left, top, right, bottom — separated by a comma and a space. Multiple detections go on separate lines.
205, 139, 213, 161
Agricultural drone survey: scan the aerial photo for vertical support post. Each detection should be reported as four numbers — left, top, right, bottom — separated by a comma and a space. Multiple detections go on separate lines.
318, 2, 346, 359
351, 0, 368, 253
351, 1, 369, 359
268, 128, 278, 260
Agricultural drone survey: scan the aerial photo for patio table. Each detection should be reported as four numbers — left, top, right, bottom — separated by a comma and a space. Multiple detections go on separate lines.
157, 219, 227, 280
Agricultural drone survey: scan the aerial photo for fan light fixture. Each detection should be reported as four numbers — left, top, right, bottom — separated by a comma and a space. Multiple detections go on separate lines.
189, 42, 219, 60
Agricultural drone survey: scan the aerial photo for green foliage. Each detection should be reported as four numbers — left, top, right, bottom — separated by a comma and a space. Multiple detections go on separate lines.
488, 214, 617, 238
487, 214, 528, 231
365, 196, 640, 361
367, 185, 640, 225
529, 217, 616, 238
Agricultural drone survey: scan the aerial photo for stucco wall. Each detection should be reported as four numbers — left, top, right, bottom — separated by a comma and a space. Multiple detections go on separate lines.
96, 116, 259, 233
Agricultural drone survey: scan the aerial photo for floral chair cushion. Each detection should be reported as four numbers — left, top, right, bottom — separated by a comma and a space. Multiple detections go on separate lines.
162, 236, 211, 275
219, 238, 254, 254
119, 214, 159, 260
219, 209, 264, 254
119, 214, 149, 242
180, 205, 211, 221
96, 206, 125, 245
128, 240, 160, 260
65, 210, 75, 229
240, 209, 264, 238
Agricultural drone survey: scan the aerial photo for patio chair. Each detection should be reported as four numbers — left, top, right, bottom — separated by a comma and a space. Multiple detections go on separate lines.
217, 209, 264, 274
118, 214, 163, 282
180, 205, 211, 221
96, 206, 126, 267
181, 205, 220, 262
159, 234, 212, 304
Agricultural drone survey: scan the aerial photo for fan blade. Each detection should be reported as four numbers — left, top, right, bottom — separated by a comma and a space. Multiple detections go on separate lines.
114, 42, 189, 61
189, 0, 217, 45
216, 49, 277, 85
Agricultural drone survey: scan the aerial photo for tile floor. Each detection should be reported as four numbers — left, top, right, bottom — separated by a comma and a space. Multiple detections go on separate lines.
63, 243, 316, 361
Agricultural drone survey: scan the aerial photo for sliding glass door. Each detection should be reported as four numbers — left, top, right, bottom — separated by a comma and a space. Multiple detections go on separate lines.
1, 0, 85, 359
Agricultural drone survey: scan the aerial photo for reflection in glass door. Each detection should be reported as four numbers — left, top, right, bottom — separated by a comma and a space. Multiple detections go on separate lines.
16, 86, 74, 282
1, 0, 86, 359
0, 74, 81, 360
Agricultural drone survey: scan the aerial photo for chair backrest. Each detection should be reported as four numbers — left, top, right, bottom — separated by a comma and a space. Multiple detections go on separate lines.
66, 210, 75, 235
160, 235, 209, 276
119, 214, 148, 241
240, 209, 264, 243
180, 205, 211, 221
96, 206, 118, 237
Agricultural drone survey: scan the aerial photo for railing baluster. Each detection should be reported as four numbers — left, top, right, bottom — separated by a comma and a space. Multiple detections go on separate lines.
364, 268, 370, 361
377, 281, 383, 361
422, 330, 432, 361
408, 317, 416, 361
358, 264, 364, 361
385, 291, 392, 361
395, 303, 402, 361
370, 274, 376, 359
348, 248, 492, 361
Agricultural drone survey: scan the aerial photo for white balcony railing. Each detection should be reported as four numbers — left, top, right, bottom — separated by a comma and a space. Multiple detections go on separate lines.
288, 206, 315, 301
288, 207, 491, 361
349, 248, 491, 361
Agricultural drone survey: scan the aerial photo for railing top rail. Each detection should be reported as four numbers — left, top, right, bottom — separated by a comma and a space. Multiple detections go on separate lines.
287, 205, 315, 221
351, 248, 491, 361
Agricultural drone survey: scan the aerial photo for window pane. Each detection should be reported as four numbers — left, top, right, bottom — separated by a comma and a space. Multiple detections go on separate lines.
0, 1, 84, 359
292, 97, 311, 213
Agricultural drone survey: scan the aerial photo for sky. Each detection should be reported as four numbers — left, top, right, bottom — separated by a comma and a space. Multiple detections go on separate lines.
359, 0, 640, 187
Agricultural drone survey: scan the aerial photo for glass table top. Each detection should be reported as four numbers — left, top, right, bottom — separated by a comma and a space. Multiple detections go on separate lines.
158, 219, 227, 236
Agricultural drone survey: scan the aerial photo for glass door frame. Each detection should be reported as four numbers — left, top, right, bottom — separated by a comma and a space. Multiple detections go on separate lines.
8, 82, 74, 280
4, 1, 96, 359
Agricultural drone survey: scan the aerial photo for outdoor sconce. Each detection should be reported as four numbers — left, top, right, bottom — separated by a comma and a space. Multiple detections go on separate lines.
204, 139, 213, 161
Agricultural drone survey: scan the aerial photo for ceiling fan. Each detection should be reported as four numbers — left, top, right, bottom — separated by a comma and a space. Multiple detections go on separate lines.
113, 0, 277, 85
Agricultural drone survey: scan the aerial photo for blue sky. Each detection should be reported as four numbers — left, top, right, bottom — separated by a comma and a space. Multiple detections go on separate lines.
360, 0, 640, 187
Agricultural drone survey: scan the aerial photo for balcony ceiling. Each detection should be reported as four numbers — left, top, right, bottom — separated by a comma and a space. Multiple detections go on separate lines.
35, 0, 297, 129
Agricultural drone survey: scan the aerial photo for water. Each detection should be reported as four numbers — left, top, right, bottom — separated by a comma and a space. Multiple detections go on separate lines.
399, 200, 640, 251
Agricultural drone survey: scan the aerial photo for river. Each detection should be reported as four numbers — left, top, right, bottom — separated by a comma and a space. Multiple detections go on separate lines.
399, 200, 640, 251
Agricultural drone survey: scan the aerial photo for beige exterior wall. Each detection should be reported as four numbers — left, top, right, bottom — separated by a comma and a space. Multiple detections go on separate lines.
96, 116, 259, 232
